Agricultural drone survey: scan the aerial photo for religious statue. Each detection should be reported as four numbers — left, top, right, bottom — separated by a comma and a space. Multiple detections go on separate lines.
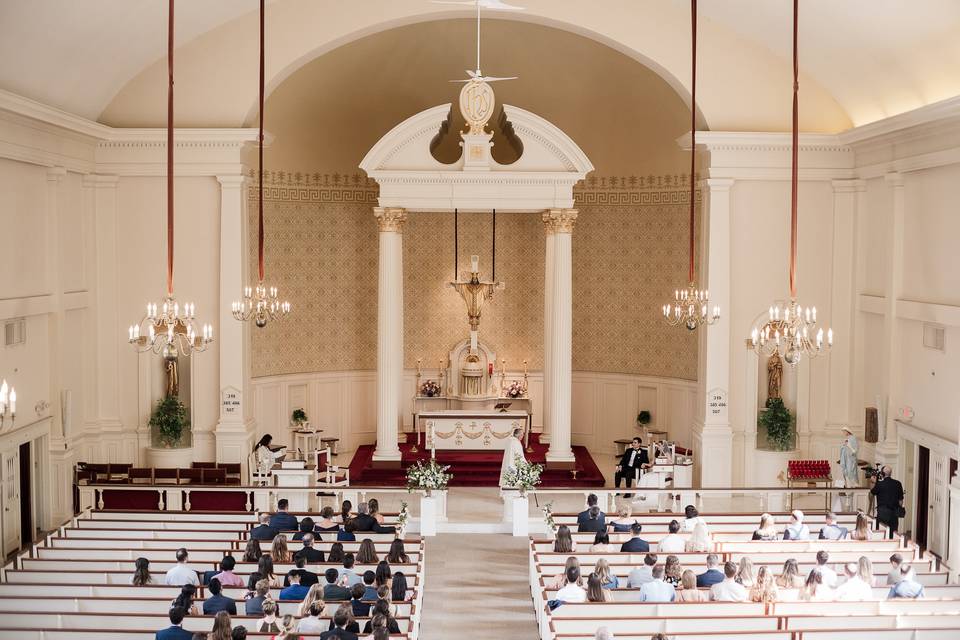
165, 358, 179, 398
767, 352, 783, 400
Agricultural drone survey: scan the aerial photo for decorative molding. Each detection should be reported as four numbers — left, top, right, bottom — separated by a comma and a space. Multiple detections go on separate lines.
374, 207, 407, 232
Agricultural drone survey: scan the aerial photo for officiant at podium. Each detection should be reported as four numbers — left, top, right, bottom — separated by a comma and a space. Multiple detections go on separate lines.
615, 437, 650, 492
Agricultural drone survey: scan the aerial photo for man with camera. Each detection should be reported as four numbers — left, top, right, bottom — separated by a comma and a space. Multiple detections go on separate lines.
871, 465, 904, 538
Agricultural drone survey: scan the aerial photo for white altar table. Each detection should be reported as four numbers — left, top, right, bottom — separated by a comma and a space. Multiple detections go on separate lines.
423, 411, 529, 451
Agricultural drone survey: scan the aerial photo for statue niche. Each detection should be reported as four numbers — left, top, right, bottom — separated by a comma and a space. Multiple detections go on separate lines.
446, 338, 498, 400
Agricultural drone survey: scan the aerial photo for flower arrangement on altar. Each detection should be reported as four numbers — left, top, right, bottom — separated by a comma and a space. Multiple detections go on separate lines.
419, 380, 441, 397
406, 459, 453, 495
396, 501, 410, 536
505, 380, 526, 399
541, 500, 557, 535
503, 455, 544, 495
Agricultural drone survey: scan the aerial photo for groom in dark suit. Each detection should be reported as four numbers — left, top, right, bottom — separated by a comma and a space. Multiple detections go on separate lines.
615, 437, 650, 495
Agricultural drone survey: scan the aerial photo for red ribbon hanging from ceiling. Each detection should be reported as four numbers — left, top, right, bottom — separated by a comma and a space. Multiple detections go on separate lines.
257, 0, 265, 283
789, 0, 799, 299
687, 0, 697, 285
166, 0, 174, 296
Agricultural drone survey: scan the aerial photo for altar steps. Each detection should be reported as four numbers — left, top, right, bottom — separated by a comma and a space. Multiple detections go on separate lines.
348, 433, 605, 487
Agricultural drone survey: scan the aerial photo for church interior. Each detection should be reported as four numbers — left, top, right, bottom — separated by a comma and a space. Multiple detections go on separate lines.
0, 1, 959, 638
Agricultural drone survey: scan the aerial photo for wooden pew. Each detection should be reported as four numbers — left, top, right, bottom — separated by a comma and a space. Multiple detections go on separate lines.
0, 612, 415, 632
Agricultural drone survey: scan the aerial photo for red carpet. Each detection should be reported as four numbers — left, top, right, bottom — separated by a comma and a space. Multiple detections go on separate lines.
347, 433, 605, 488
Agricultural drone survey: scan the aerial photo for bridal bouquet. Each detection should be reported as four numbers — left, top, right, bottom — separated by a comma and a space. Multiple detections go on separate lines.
503, 455, 544, 495
405, 459, 453, 495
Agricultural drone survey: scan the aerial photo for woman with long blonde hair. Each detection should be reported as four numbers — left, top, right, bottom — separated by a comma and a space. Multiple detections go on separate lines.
850, 512, 873, 541
776, 558, 804, 589
594, 558, 619, 589
676, 569, 707, 602
684, 520, 711, 552
749, 565, 779, 603
550, 556, 581, 590
664, 555, 683, 587
752, 513, 778, 540
799, 570, 829, 601
857, 555, 874, 586
297, 583, 323, 617
736, 557, 756, 588
270, 534, 290, 563
586, 572, 614, 602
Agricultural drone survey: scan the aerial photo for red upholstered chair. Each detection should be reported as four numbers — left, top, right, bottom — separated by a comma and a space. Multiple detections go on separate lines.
178, 468, 203, 485
192, 461, 217, 469
154, 468, 179, 484
129, 468, 154, 484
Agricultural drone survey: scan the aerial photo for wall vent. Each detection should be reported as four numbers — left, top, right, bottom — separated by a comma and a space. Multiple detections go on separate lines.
922, 323, 945, 352
3, 318, 25, 347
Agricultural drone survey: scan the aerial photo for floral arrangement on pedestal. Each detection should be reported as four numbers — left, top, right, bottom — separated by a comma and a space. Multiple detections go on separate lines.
419, 380, 441, 397
503, 455, 544, 496
396, 501, 410, 537
541, 500, 557, 535
405, 459, 453, 496
505, 380, 526, 399
291, 408, 308, 427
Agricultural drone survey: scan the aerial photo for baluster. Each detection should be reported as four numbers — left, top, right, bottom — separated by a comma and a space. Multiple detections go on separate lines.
96, 489, 104, 510
245, 491, 252, 512
184, 490, 192, 512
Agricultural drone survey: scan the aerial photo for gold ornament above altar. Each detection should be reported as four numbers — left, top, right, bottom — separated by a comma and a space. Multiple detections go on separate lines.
459, 77, 495, 134
450, 254, 504, 353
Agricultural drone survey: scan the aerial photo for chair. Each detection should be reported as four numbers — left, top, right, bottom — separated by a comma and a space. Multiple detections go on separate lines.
154, 467, 179, 484
201, 467, 226, 485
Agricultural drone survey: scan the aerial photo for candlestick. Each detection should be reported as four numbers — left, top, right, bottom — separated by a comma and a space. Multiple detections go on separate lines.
416, 359, 422, 375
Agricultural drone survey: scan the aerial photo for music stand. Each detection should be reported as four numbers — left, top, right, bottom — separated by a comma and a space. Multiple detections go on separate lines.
494, 402, 512, 413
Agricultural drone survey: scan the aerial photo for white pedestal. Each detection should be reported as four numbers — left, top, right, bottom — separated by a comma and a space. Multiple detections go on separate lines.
420, 495, 437, 537
272, 467, 315, 513
146, 446, 194, 469
754, 449, 797, 512
512, 496, 529, 537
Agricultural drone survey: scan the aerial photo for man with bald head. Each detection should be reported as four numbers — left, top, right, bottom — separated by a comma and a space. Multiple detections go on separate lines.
871, 465, 904, 537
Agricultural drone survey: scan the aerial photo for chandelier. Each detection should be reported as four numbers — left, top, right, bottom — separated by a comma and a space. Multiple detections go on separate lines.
749, 0, 832, 366
128, 0, 212, 360
232, 0, 290, 327
0, 379, 15, 428
662, 0, 719, 331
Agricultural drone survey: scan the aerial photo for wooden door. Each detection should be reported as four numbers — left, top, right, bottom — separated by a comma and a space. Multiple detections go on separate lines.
927, 450, 949, 556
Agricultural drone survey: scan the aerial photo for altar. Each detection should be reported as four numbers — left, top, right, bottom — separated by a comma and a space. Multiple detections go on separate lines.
423, 410, 529, 451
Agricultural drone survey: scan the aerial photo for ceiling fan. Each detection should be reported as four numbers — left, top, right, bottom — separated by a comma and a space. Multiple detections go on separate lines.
431, 0, 522, 83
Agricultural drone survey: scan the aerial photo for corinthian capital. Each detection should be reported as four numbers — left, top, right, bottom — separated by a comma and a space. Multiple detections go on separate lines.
374, 207, 407, 232
542, 208, 578, 234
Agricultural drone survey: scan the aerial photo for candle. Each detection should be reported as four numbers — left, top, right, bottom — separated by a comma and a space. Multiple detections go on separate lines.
523, 360, 528, 375
471, 255, 479, 273
9, 388, 15, 415
416, 359, 422, 375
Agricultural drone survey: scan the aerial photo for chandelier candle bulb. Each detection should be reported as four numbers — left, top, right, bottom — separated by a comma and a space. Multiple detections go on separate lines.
8, 388, 14, 415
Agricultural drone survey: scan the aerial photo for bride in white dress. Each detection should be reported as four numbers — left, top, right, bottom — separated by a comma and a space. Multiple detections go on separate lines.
500, 428, 527, 488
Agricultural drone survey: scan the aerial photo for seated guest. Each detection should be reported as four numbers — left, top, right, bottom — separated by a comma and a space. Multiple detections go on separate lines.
681, 505, 709, 533
349, 503, 378, 532
749, 566, 779, 603
590, 530, 613, 553
577, 494, 606, 530
257, 556, 280, 588
327, 542, 345, 564
659, 520, 685, 553
551, 557, 582, 590
132, 556, 152, 586
286, 555, 318, 587
752, 513, 779, 541
368, 498, 386, 525
850, 511, 874, 541
356, 538, 379, 564
327, 603, 361, 634
269, 499, 298, 532
203, 579, 237, 615
210, 610, 233, 640
374, 561, 392, 588
337, 519, 357, 542
710, 561, 748, 602
776, 559, 805, 589
387, 539, 409, 564
156, 606, 193, 640
857, 555, 875, 586
244, 579, 270, 617
165, 548, 200, 587
735, 557, 755, 588
315, 506, 340, 532
676, 569, 707, 602
391, 571, 408, 602
279, 571, 309, 601
555, 565, 587, 603
294, 533, 325, 563
696, 554, 724, 588
814, 550, 838, 587
231, 626, 246, 640
684, 520, 711, 552
586, 572, 614, 602
360, 571, 378, 600
783, 509, 810, 540
886, 553, 904, 585
350, 583, 371, 617
338, 553, 362, 587
607, 505, 636, 533
835, 562, 873, 601
297, 584, 323, 617
595, 628, 615, 640
799, 569, 831, 602
270, 534, 291, 563
292, 517, 315, 541
254, 600, 280, 633
361, 600, 401, 634
620, 522, 649, 552
626, 553, 657, 588
338, 500, 353, 523
244, 572, 263, 598
323, 567, 352, 601
250, 513, 278, 541
639, 565, 676, 602
664, 555, 683, 587
296, 600, 326, 634
594, 558, 619, 589
212, 556, 244, 588
578, 505, 606, 533
553, 525, 576, 553
320, 604, 359, 639
888, 564, 925, 599
818, 511, 849, 540
171, 584, 199, 616
615, 437, 650, 495
242, 538, 262, 563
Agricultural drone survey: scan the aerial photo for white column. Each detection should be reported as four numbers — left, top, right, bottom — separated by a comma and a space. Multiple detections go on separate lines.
215, 175, 255, 468
949, 418, 960, 581
374, 207, 407, 461
693, 178, 734, 487
541, 220, 555, 443
878, 173, 904, 471
544, 209, 577, 463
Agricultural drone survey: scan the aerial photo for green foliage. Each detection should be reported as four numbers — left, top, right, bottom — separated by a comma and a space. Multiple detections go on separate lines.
291, 408, 308, 425
637, 411, 652, 425
405, 459, 453, 493
149, 395, 190, 448
759, 397, 795, 451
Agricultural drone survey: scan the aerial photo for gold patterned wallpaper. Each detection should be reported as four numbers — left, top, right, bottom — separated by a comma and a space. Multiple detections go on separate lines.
248, 171, 698, 381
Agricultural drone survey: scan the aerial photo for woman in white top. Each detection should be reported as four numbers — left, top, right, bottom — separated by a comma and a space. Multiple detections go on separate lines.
556, 565, 587, 603
550, 557, 582, 590
681, 505, 709, 533
849, 512, 874, 541
684, 520, 711, 552
799, 570, 832, 602
736, 557, 756, 588
658, 520, 686, 553
253, 434, 285, 478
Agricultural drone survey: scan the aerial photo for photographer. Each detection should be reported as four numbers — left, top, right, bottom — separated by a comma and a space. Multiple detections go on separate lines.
870, 465, 904, 538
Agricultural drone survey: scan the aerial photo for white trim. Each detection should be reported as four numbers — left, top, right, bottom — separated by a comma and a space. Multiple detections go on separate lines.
858, 294, 960, 328
897, 420, 958, 459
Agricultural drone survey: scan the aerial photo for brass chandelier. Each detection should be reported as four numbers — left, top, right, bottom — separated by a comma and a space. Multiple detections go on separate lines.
128, 0, 213, 360
662, 0, 720, 331
232, 0, 290, 328
749, 0, 832, 366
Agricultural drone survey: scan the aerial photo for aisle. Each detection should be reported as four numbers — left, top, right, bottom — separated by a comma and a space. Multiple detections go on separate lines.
419, 533, 540, 639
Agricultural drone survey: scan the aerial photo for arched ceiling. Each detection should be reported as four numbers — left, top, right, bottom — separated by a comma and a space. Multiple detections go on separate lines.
1, 0, 958, 131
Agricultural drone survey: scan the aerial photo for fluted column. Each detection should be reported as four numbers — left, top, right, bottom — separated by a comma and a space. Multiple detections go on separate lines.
544, 209, 577, 463
541, 220, 555, 443
374, 207, 407, 461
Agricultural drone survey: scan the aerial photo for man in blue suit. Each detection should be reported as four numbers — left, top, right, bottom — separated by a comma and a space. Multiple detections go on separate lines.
619, 522, 650, 552
155, 606, 192, 640
269, 499, 298, 531
576, 494, 606, 531
696, 554, 724, 588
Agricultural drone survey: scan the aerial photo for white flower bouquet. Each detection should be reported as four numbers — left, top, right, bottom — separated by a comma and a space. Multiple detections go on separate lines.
505, 380, 525, 399
405, 459, 453, 495
396, 501, 410, 536
503, 455, 544, 495
541, 500, 557, 534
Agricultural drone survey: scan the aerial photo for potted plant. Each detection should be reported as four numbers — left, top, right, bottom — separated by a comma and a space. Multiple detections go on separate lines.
502, 456, 544, 497
759, 397, 796, 451
405, 459, 453, 496
637, 411, 652, 427
291, 408, 308, 428
149, 395, 190, 448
